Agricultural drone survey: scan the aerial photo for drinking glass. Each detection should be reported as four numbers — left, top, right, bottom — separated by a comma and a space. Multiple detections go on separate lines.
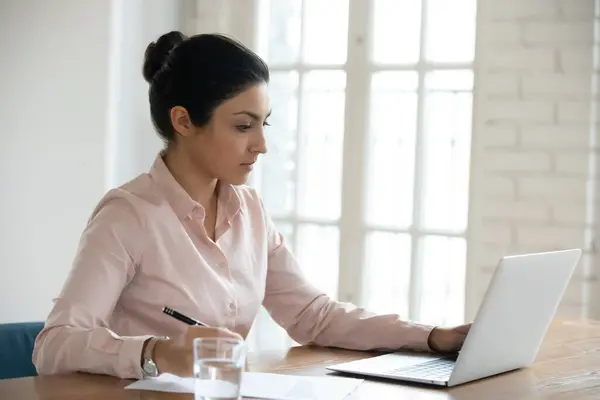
193, 337, 247, 400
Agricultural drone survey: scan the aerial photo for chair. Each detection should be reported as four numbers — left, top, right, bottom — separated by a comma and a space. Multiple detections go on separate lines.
0, 322, 44, 379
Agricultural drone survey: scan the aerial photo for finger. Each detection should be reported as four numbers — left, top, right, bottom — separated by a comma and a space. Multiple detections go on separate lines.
184, 326, 243, 344
187, 326, 219, 336
453, 323, 472, 334
216, 327, 243, 340
184, 326, 221, 344
449, 337, 464, 353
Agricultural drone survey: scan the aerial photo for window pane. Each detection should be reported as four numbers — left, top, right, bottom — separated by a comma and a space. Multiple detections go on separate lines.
296, 224, 340, 298
366, 72, 418, 228
426, 70, 474, 91
297, 71, 346, 220
363, 232, 411, 318
421, 72, 473, 231
259, 0, 302, 64
246, 306, 291, 352
373, 0, 422, 64
261, 72, 299, 217
303, 0, 349, 64
419, 236, 466, 326
425, 0, 476, 63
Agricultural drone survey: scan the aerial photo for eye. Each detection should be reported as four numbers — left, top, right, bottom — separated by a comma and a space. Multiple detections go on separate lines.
236, 124, 252, 132
263, 120, 271, 127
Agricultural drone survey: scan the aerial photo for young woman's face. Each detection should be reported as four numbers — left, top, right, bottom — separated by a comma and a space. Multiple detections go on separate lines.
173, 82, 270, 185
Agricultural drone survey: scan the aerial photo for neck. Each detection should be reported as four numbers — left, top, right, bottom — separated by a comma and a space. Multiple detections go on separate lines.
162, 148, 218, 210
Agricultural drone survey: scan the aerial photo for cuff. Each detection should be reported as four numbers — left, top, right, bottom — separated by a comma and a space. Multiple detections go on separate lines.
425, 326, 439, 352
117, 335, 154, 379
401, 322, 436, 352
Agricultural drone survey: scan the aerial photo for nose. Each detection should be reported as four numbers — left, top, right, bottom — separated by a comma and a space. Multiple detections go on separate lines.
252, 130, 267, 154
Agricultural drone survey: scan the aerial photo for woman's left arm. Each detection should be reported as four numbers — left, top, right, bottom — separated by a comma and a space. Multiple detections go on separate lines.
260, 211, 435, 353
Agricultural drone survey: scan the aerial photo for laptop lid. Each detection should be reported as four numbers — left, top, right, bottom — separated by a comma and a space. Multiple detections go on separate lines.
448, 249, 582, 386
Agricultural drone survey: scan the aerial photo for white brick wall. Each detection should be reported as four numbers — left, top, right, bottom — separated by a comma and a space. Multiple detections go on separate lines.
521, 74, 591, 100
520, 124, 591, 149
467, 0, 597, 320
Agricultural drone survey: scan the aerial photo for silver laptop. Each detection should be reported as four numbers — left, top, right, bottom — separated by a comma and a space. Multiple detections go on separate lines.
326, 249, 582, 387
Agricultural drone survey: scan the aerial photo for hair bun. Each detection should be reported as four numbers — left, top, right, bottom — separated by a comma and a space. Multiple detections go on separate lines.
143, 31, 188, 83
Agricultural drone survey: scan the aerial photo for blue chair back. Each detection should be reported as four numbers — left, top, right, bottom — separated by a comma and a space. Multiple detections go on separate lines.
0, 322, 44, 379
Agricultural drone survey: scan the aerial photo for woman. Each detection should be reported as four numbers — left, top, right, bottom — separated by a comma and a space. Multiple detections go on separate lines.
32, 31, 470, 379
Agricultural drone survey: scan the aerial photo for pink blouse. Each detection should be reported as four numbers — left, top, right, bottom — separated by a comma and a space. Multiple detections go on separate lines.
32, 154, 434, 379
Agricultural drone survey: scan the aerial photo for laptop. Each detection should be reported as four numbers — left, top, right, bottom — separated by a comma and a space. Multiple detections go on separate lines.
326, 249, 582, 387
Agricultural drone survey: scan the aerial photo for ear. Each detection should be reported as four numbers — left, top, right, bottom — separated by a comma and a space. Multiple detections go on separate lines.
170, 106, 195, 137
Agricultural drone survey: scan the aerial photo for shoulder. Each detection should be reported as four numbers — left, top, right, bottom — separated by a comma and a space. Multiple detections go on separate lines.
82, 173, 173, 258
87, 173, 160, 229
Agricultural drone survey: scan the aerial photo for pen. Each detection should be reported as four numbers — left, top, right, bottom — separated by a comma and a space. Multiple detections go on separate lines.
162, 306, 208, 327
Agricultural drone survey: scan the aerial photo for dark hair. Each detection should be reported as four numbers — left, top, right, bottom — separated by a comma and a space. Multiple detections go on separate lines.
142, 31, 270, 143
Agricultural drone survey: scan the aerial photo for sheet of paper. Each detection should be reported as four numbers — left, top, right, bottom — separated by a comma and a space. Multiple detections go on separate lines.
125, 373, 194, 393
125, 371, 363, 400
242, 372, 362, 400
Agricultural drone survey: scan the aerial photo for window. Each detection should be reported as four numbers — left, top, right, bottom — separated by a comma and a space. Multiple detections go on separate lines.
252, 0, 477, 327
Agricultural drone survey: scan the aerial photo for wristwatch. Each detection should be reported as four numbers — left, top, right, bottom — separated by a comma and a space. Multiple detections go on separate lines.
141, 336, 168, 378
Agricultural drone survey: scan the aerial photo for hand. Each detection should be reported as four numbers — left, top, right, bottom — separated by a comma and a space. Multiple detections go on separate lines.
427, 323, 471, 354
153, 326, 243, 376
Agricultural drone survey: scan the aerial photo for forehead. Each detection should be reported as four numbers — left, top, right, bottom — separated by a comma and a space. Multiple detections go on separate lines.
216, 83, 270, 116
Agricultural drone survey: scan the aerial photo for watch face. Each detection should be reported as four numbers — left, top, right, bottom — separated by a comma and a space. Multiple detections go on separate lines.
143, 359, 158, 377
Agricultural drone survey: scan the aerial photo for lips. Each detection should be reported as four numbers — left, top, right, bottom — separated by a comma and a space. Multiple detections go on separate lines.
240, 161, 256, 171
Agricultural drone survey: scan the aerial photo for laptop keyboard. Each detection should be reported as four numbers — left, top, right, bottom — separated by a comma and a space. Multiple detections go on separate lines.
386, 358, 455, 381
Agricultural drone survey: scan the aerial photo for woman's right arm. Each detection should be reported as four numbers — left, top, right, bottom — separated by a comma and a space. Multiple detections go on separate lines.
32, 192, 152, 379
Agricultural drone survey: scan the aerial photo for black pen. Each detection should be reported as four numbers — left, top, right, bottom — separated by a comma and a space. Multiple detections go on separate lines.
162, 306, 208, 327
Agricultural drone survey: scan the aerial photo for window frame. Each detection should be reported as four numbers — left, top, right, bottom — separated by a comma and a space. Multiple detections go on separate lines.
249, 0, 475, 323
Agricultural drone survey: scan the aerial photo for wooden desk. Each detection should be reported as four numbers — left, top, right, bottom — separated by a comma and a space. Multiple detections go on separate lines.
2, 319, 600, 399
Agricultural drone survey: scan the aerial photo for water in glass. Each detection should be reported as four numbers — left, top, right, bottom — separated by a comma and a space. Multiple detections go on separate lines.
193, 338, 245, 400
194, 359, 243, 400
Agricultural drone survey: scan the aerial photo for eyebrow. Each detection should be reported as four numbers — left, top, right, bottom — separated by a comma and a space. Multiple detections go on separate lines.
233, 110, 272, 121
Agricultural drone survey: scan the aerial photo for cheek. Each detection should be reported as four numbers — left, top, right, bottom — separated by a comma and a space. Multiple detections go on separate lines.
207, 132, 247, 164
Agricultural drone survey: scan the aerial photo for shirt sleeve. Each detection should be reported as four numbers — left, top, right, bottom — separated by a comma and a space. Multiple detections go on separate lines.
32, 191, 152, 379
260, 204, 435, 352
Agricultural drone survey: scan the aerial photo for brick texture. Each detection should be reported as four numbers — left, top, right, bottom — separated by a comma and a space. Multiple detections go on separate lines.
467, 0, 597, 320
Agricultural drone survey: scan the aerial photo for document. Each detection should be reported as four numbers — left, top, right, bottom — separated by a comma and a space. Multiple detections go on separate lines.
125, 372, 363, 400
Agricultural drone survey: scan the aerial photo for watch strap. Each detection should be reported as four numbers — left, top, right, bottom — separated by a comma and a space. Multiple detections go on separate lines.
143, 337, 160, 362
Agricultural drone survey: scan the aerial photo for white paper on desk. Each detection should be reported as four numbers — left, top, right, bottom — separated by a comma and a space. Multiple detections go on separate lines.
125, 371, 363, 400
242, 372, 363, 400
125, 373, 193, 393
